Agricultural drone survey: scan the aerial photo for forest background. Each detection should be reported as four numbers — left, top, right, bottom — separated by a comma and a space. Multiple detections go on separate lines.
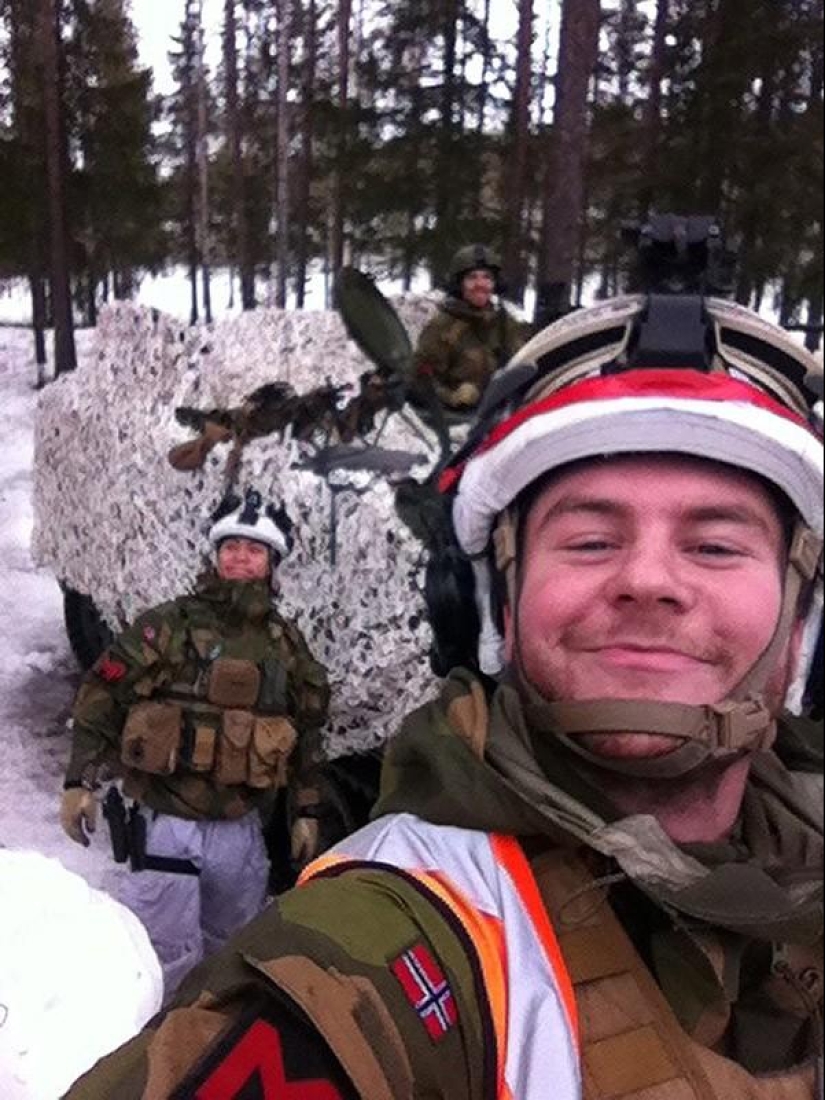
0, 0, 822, 377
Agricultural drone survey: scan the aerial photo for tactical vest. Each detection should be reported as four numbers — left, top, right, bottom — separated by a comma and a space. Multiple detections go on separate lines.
531, 847, 819, 1100
121, 621, 296, 792
304, 814, 819, 1100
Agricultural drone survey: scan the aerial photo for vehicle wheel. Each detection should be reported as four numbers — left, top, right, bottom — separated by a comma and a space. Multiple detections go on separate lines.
62, 586, 114, 670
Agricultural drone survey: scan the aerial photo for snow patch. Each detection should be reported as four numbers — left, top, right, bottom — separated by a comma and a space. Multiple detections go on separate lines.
0, 850, 161, 1100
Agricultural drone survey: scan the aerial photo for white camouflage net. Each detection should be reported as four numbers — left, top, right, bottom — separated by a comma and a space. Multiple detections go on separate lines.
33, 297, 449, 756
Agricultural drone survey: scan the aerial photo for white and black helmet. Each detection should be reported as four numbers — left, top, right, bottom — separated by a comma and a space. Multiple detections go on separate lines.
208, 488, 295, 562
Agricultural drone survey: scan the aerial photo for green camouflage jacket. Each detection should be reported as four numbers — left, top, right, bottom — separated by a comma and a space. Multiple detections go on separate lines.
413, 298, 526, 409
65, 671, 822, 1099
65, 574, 330, 821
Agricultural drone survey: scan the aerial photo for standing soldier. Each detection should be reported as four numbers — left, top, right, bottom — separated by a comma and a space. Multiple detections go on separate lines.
65, 296, 823, 1099
59, 488, 330, 996
413, 244, 527, 411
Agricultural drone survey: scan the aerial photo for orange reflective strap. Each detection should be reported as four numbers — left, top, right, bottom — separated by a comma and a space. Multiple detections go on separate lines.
489, 834, 580, 1048
298, 852, 348, 885
426, 869, 509, 1098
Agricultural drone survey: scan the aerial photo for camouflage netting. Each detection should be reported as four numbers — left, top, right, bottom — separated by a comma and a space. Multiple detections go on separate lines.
33, 297, 448, 756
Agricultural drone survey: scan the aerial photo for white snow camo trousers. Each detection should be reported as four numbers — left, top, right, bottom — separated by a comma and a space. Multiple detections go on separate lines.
116, 809, 270, 998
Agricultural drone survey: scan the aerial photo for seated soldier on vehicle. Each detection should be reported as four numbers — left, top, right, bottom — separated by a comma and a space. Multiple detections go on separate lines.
413, 244, 527, 411
60, 488, 331, 998
65, 296, 823, 1099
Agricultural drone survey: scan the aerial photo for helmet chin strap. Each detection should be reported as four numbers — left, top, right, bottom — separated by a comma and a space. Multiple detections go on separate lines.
494, 511, 823, 780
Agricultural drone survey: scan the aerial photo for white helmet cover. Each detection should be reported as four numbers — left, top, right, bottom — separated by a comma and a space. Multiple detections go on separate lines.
208, 489, 294, 561
442, 297, 824, 711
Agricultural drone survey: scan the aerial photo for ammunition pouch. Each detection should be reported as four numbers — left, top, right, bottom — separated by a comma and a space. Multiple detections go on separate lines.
216, 710, 254, 785
250, 716, 297, 789
180, 710, 219, 773
207, 658, 261, 708
122, 682, 297, 790
122, 701, 182, 775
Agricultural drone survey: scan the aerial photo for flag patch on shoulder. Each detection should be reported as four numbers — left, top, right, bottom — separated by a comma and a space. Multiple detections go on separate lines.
391, 942, 458, 1042
97, 655, 127, 683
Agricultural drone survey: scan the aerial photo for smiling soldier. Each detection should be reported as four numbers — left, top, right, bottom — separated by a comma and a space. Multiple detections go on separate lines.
65, 296, 823, 1100
60, 489, 330, 999
413, 244, 526, 411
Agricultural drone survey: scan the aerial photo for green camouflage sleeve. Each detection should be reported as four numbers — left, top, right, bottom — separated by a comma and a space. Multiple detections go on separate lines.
64, 868, 492, 1100
280, 621, 331, 799
64, 604, 178, 787
413, 314, 452, 382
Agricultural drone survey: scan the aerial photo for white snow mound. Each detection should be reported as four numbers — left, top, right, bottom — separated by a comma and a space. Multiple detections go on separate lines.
0, 850, 162, 1099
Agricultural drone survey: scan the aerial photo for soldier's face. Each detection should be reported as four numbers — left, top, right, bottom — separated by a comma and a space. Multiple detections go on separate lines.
461, 269, 495, 309
217, 538, 272, 582
510, 455, 792, 759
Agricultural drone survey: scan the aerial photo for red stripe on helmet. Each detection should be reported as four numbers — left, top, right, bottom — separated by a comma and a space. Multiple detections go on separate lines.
439, 368, 814, 494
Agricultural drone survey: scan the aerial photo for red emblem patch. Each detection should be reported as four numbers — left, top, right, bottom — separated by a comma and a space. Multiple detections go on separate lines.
97, 656, 127, 683
192, 1019, 340, 1099
391, 943, 458, 1042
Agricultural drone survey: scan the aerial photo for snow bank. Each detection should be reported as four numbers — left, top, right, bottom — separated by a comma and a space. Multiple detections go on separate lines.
33, 298, 445, 755
0, 850, 162, 1099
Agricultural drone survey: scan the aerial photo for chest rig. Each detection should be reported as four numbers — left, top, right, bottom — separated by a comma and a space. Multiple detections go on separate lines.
121, 619, 296, 790
531, 847, 821, 1100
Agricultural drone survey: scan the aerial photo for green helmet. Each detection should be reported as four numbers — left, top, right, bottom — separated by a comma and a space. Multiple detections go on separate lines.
449, 244, 502, 285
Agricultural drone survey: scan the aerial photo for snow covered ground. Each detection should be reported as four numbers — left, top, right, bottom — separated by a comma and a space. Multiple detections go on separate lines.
0, 327, 116, 888
0, 330, 164, 1099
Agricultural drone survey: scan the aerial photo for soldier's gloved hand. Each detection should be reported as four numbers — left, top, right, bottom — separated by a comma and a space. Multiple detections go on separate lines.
60, 788, 97, 847
291, 816, 320, 867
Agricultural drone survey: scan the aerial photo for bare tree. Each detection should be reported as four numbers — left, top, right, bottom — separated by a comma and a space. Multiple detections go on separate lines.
37, 0, 76, 373
535, 0, 601, 325
502, 0, 534, 304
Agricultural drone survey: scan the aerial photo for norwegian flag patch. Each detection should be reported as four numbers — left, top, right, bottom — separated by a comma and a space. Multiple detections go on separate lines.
391, 943, 458, 1043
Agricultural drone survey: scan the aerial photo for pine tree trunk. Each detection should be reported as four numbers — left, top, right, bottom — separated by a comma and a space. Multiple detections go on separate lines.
183, 1, 200, 323
224, 0, 255, 309
29, 273, 48, 382
8, 0, 49, 371
535, 0, 600, 326
295, 0, 317, 308
329, 0, 351, 283
38, 0, 76, 374
196, 2, 212, 324
434, 0, 461, 279
638, 0, 668, 217
275, 0, 291, 309
477, 0, 492, 132
502, 0, 534, 305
